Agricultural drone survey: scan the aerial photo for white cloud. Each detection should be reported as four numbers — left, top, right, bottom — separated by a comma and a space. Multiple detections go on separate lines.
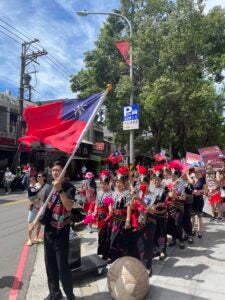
1, 0, 223, 102
204, 0, 225, 13
0, 0, 120, 101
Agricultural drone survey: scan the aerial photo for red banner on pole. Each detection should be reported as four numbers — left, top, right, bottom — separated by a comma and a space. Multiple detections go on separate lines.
115, 40, 130, 66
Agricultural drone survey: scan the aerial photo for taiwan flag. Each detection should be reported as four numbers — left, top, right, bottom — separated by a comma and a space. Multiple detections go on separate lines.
107, 150, 123, 164
19, 92, 105, 154
154, 150, 166, 162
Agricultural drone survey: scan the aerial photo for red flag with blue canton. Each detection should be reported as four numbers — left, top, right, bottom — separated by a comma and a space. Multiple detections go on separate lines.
154, 150, 166, 162
19, 92, 104, 154
107, 150, 123, 164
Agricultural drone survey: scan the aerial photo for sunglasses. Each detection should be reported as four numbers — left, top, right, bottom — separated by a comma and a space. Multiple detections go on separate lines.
37, 175, 43, 178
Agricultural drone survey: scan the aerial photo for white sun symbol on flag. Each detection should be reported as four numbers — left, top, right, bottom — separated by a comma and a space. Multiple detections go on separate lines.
73, 103, 87, 119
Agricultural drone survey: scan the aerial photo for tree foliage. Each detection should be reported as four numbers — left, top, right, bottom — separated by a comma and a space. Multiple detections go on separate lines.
70, 0, 225, 159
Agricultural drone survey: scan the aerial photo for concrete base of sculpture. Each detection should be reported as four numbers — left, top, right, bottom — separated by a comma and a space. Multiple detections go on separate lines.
107, 256, 150, 300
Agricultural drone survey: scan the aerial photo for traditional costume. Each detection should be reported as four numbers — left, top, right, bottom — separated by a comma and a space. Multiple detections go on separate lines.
95, 170, 113, 259
166, 170, 185, 249
108, 168, 132, 261
129, 166, 156, 272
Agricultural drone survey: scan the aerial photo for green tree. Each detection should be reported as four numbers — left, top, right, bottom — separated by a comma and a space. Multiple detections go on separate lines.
71, 1, 225, 158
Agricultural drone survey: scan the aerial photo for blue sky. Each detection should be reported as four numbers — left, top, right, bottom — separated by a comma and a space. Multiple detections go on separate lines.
0, 0, 224, 102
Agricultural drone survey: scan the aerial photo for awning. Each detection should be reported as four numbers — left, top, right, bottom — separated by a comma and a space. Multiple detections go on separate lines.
81, 139, 94, 145
73, 156, 86, 160
89, 154, 101, 162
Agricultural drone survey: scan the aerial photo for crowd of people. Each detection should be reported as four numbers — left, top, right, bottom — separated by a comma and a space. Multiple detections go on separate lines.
79, 161, 225, 278
1, 159, 225, 300
0, 163, 37, 194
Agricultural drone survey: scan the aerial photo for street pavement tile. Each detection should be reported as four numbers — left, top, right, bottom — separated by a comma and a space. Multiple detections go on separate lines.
194, 290, 225, 300
147, 285, 201, 300
153, 265, 198, 289
195, 267, 225, 293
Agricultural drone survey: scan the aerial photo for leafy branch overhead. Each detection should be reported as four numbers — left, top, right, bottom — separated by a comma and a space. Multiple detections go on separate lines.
71, 0, 225, 158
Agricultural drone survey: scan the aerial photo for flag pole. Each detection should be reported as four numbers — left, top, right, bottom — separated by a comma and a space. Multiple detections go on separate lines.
33, 85, 111, 225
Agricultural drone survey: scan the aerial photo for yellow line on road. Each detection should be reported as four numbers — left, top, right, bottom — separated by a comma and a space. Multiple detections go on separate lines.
4, 199, 28, 206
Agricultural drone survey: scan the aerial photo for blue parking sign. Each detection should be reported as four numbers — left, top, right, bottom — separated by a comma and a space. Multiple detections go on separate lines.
123, 104, 139, 130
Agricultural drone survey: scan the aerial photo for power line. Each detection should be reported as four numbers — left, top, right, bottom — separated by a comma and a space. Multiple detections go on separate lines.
40, 57, 70, 81
0, 75, 19, 85
0, 29, 21, 44
45, 54, 72, 76
0, 18, 73, 76
0, 23, 25, 42
0, 17, 33, 41
45, 56, 71, 77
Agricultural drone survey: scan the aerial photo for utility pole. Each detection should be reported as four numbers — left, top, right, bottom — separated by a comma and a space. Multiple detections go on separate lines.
16, 39, 47, 167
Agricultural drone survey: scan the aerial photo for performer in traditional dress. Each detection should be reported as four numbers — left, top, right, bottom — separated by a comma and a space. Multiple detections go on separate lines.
93, 170, 113, 260
162, 167, 172, 187
150, 174, 168, 260
79, 171, 97, 232
108, 167, 132, 261
205, 169, 222, 222
166, 170, 185, 249
129, 165, 157, 274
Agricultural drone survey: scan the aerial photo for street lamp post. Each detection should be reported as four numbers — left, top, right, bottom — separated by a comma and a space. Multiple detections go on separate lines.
76, 10, 134, 164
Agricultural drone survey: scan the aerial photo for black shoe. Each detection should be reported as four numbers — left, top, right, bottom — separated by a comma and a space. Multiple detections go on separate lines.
159, 251, 167, 260
210, 217, 216, 222
183, 235, 188, 241
147, 268, 152, 277
66, 295, 75, 300
168, 239, 176, 247
179, 243, 185, 249
153, 251, 160, 257
43, 291, 63, 300
197, 232, 202, 238
217, 217, 222, 223
192, 231, 196, 237
188, 237, 194, 244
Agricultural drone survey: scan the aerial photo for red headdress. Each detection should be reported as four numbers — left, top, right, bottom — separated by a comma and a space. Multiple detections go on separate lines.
117, 166, 129, 175
99, 170, 110, 183
168, 160, 184, 172
136, 165, 147, 175
116, 166, 129, 182
152, 164, 165, 172
136, 165, 149, 184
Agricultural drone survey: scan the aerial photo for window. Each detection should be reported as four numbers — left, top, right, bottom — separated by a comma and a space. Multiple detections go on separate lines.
94, 130, 103, 142
0, 106, 7, 132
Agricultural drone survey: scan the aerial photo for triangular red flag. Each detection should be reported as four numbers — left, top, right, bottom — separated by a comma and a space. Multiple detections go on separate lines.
115, 40, 130, 66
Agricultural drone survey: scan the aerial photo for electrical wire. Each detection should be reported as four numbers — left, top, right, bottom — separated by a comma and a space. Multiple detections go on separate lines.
0, 17, 33, 41
40, 57, 70, 81
0, 29, 21, 44
0, 75, 19, 85
0, 23, 25, 42
0, 18, 73, 96
0, 18, 73, 76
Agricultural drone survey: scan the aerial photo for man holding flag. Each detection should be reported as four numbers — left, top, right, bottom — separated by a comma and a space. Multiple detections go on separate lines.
43, 160, 75, 300
19, 87, 111, 300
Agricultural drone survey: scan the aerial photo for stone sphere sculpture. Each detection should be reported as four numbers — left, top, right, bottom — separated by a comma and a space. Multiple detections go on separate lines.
107, 256, 150, 300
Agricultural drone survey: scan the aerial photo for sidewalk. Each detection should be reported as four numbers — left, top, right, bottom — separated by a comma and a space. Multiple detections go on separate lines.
26, 218, 225, 300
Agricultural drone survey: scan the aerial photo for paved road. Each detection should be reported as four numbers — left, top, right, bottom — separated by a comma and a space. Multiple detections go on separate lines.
0, 181, 84, 300
0, 190, 38, 300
